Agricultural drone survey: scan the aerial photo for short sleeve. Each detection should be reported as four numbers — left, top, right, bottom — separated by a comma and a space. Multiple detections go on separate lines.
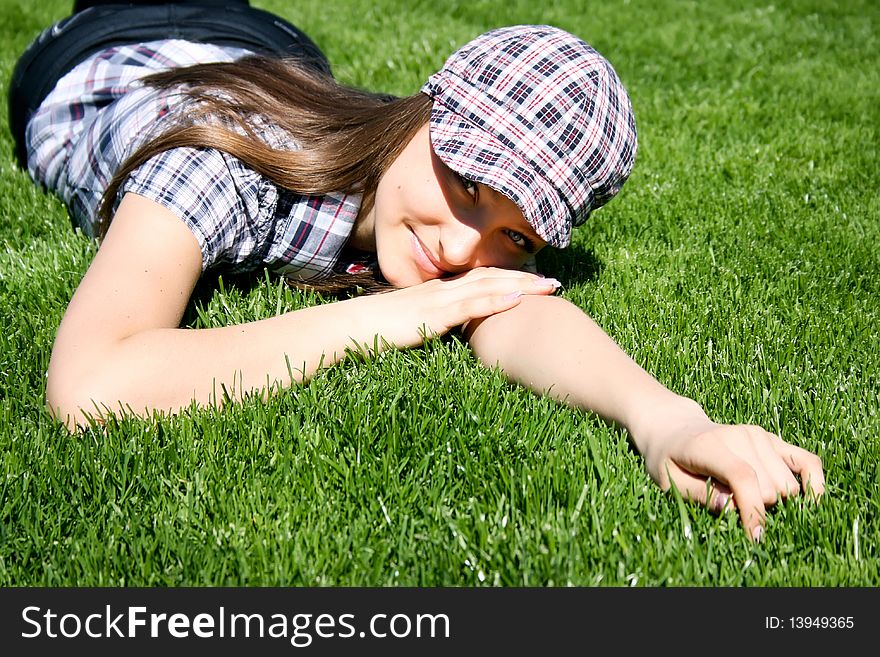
120, 146, 277, 273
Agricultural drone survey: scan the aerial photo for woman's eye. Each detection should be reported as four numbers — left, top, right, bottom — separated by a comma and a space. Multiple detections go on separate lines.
456, 173, 478, 199
505, 229, 536, 253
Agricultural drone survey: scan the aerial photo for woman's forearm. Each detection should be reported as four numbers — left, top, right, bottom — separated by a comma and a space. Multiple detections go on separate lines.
463, 294, 706, 453
47, 294, 386, 426
47, 267, 557, 428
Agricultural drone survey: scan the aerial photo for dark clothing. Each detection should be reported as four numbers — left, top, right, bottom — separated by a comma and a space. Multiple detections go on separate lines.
8, 1, 331, 167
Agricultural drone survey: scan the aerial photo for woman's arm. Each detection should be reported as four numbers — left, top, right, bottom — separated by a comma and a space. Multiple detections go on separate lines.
463, 294, 825, 541
47, 193, 558, 428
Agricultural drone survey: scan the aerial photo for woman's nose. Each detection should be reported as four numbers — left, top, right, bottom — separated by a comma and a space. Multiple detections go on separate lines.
438, 218, 483, 269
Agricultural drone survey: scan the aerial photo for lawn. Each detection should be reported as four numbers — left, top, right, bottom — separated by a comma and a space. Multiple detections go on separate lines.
0, 0, 877, 586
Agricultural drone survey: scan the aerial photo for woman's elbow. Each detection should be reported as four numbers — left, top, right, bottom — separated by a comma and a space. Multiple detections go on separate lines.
45, 367, 111, 431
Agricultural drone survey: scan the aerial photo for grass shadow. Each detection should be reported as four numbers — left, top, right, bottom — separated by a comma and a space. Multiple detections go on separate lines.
535, 242, 604, 286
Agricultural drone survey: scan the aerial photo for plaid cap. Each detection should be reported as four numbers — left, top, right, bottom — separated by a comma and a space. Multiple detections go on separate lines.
421, 25, 637, 248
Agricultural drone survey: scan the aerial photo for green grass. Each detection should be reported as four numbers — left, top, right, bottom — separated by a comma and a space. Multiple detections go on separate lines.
0, 0, 877, 586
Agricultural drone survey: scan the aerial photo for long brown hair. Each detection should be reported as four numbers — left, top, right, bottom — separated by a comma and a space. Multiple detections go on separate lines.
98, 55, 433, 295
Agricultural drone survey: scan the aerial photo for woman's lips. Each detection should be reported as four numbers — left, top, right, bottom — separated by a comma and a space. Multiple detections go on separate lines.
410, 229, 446, 276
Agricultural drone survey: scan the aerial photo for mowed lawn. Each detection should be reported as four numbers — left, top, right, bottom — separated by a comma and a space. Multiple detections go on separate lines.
0, 0, 877, 586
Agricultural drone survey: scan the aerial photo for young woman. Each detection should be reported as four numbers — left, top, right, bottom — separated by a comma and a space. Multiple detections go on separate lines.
9, 0, 824, 541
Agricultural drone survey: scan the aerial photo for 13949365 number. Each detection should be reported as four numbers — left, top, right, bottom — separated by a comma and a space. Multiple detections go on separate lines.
789, 616, 854, 629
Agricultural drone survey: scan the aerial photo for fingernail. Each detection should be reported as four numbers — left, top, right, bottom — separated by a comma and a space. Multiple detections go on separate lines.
751, 526, 764, 542
536, 278, 561, 288
503, 291, 523, 301
712, 493, 731, 514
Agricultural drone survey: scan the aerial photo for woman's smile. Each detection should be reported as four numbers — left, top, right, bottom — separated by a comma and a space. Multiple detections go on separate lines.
409, 228, 448, 277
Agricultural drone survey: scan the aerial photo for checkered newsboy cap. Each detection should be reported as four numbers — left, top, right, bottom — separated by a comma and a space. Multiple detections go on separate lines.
421, 25, 637, 248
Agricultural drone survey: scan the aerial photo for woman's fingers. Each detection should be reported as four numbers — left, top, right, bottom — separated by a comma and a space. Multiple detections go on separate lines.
663, 436, 766, 541
430, 270, 560, 328
723, 427, 820, 503
667, 431, 768, 541
718, 460, 768, 542
747, 429, 802, 501
441, 267, 560, 295
668, 468, 735, 514
373, 268, 561, 347
665, 424, 825, 542
708, 480, 735, 514
776, 439, 826, 501
444, 266, 554, 283
729, 426, 800, 504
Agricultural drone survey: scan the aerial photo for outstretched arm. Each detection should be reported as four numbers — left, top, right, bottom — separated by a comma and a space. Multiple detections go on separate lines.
463, 294, 825, 541
46, 193, 558, 428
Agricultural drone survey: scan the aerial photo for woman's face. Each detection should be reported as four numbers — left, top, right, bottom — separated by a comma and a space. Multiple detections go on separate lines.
353, 123, 546, 288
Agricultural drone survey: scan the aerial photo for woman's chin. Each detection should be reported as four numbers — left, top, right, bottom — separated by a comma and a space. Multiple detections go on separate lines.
377, 264, 415, 288
377, 257, 434, 288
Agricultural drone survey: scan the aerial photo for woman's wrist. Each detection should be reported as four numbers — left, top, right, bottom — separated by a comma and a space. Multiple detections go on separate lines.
625, 394, 712, 456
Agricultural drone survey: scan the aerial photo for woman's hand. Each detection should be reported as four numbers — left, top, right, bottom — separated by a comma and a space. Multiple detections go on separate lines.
462, 294, 826, 541
353, 267, 560, 350
635, 401, 826, 541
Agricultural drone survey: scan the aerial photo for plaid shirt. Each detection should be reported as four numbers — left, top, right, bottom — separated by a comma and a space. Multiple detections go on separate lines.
26, 39, 363, 280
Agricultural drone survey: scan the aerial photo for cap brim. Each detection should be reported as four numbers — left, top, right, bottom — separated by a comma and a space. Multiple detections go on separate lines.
427, 102, 571, 248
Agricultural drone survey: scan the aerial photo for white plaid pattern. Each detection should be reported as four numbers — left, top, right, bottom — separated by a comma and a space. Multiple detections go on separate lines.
27, 39, 361, 280
422, 25, 637, 248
